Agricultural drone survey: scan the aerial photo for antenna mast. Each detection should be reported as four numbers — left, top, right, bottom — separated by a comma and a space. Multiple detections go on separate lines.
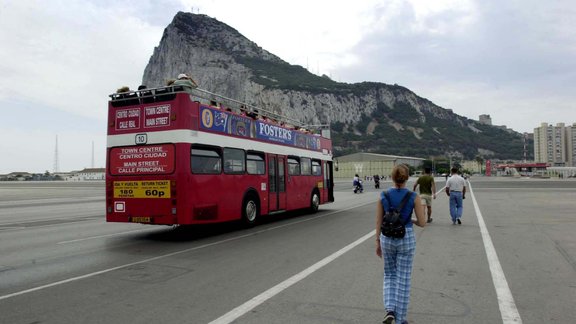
91, 141, 95, 168
53, 135, 60, 173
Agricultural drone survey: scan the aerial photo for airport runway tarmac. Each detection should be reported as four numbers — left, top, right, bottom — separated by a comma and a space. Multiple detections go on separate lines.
0, 177, 574, 323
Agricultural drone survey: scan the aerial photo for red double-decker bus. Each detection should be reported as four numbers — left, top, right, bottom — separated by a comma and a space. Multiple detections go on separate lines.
106, 86, 334, 226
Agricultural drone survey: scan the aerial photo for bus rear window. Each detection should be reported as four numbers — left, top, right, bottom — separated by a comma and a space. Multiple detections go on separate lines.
191, 146, 221, 174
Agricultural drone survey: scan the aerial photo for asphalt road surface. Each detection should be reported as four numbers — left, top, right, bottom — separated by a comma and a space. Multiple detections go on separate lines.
0, 178, 575, 324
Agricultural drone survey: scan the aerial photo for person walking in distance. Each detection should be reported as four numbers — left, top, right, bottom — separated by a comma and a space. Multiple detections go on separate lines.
412, 167, 436, 223
376, 165, 426, 324
445, 167, 467, 225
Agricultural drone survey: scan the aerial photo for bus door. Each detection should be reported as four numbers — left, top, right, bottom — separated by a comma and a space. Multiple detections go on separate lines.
325, 161, 335, 202
267, 155, 287, 212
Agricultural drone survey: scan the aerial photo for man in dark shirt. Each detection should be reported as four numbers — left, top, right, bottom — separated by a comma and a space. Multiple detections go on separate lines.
413, 167, 436, 223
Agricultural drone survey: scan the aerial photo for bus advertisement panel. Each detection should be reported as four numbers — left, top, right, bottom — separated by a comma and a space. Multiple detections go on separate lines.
198, 106, 323, 151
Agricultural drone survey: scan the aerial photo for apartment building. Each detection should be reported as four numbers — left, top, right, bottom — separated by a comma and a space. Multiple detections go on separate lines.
568, 124, 576, 167
534, 122, 576, 167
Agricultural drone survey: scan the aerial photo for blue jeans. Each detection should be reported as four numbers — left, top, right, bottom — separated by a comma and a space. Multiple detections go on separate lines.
449, 191, 463, 222
380, 228, 416, 324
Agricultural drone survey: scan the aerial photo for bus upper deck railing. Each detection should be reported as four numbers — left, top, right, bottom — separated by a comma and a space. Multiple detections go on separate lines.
110, 86, 331, 135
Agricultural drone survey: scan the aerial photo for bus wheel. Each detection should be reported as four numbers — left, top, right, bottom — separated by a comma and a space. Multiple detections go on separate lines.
242, 195, 259, 226
310, 191, 320, 213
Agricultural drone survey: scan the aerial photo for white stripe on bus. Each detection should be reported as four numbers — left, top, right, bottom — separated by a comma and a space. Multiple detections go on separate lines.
107, 130, 331, 160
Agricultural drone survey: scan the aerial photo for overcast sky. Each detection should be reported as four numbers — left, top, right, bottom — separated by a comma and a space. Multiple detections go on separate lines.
1, 0, 575, 173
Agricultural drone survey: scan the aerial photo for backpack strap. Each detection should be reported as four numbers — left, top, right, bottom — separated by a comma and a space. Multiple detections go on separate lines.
397, 191, 413, 210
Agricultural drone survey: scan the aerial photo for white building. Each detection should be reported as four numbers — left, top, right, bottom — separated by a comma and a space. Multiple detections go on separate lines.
333, 153, 425, 179
568, 124, 576, 167
479, 114, 492, 125
533, 122, 573, 167
67, 168, 105, 181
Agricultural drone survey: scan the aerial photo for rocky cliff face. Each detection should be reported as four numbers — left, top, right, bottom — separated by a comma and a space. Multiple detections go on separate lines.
142, 12, 529, 160
143, 13, 449, 126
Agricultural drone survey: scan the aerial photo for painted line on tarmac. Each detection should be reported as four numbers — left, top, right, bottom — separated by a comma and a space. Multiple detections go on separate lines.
0, 201, 372, 302
208, 230, 375, 324
0, 215, 101, 227
57, 228, 155, 244
470, 187, 575, 191
468, 182, 523, 324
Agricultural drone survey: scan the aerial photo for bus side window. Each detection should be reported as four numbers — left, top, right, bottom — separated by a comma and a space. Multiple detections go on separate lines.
287, 157, 300, 175
223, 148, 245, 174
191, 146, 222, 174
247, 152, 265, 175
300, 157, 311, 175
312, 159, 322, 176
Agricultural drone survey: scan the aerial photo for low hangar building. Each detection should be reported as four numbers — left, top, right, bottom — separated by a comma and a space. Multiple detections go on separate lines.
333, 152, 425, 179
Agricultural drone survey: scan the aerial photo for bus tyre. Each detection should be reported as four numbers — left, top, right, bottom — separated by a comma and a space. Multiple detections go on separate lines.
310, 190, 320, 213
242, 195, 259, 226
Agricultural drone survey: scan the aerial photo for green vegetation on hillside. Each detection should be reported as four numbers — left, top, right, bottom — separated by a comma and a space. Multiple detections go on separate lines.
235, 57, 344, 92
331, 102, 532, 160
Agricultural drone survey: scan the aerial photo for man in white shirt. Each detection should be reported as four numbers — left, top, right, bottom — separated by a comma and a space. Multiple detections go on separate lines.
445, 167, 466, 225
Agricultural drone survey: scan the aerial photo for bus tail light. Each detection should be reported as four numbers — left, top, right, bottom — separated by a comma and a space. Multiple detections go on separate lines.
106, 180, 113, 213
170, 180, 177, 197
171, 180, 177, 215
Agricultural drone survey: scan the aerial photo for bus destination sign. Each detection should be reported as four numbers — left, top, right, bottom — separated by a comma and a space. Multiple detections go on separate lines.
109, 144, 175, 175
144, 105, 171, 128
115, 108, 141, 130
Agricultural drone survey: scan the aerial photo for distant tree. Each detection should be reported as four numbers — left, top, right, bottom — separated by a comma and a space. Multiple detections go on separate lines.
436, 167, 449, 175
422, 159, 434, 170
331, 121, 344, 133
475, 155, 484, 173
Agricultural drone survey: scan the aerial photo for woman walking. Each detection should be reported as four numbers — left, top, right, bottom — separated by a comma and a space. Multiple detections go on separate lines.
376, 164, 426, 324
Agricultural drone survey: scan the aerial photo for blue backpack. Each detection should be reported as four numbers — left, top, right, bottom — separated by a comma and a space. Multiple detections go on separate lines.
381, 191, 412, 238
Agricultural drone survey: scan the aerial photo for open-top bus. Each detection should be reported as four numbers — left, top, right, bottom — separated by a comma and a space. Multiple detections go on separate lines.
106, 85, 334, 226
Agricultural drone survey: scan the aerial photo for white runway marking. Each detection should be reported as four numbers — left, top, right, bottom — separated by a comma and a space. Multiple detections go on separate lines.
468, 181, 523, 324
472, 187, 574, 191
208, 231, 375, 324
